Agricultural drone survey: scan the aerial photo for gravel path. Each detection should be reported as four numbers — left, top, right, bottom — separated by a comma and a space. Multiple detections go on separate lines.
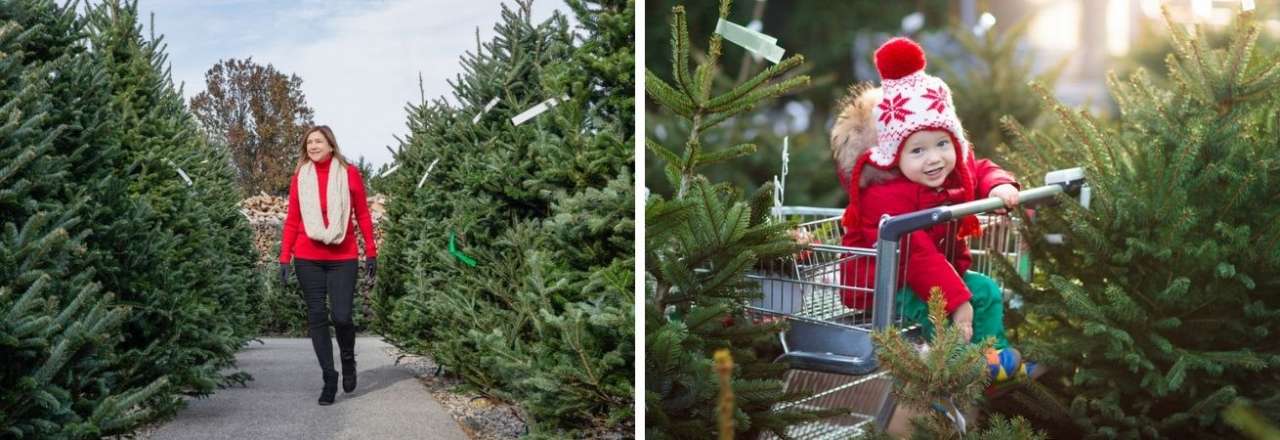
391, 350, 530, 439
147, 337, 468, 440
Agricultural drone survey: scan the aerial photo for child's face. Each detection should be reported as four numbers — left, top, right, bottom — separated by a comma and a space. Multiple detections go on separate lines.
897, 130, 956, 188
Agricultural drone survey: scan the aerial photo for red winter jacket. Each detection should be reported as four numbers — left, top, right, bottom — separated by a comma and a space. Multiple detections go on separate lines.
840, 155, 1017, 314
279, 156, 378, 263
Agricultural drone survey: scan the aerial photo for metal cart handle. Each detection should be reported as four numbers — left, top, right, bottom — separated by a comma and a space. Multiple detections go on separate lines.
871, 168, 1087, 330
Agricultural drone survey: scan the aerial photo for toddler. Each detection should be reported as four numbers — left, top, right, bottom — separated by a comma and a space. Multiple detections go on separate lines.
829, 37, 1037, 383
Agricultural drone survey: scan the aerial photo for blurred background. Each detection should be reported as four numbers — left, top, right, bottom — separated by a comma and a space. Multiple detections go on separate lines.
645, 0, 1280, 207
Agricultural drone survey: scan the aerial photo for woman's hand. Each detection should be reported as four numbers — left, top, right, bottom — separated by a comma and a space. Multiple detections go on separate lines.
989, 184, 1019, 215
279, 262, 290, 287
950, 301, 974, 342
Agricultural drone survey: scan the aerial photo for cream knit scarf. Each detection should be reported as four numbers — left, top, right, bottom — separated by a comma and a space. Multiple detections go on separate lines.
297, 159, 350, 245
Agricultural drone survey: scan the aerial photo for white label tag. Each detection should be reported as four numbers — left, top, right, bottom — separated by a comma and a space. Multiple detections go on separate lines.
165, 159, 192, 186
417, 158, 440, 189
715, 18, 785, 64
472, 97, 500, 124
510, 95, 568, 126
176, 168, 192, 186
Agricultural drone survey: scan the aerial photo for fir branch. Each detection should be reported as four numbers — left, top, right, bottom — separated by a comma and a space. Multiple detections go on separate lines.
646, 69, 697, 117
705, 55, 805, 112
694, 143, 756, 169
670, 7, 695, 102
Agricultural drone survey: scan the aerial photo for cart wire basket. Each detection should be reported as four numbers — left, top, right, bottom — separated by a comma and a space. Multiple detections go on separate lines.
746, 168, 1087, 439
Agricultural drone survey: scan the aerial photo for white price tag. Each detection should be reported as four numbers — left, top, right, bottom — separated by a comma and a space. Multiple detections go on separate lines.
417, 158, 440, 189
165, 159, 192, 186
715, 18, 785, 64
510, 95, 568, 126
472, 97, 500, 124
176, 167, 192, 186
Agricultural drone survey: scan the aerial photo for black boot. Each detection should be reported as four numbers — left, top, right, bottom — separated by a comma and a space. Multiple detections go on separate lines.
341, 351, 357, 393
319, 370, 338, 405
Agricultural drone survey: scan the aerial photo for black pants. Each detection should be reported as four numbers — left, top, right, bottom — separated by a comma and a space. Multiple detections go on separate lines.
294, 258, 358, 375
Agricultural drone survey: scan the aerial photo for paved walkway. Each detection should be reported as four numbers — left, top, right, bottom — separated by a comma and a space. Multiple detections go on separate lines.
150, 337, 469, 440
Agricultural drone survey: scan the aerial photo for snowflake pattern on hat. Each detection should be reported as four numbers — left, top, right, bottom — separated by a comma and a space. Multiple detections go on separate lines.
877, 94, 914, 124
923, 87, 948, 113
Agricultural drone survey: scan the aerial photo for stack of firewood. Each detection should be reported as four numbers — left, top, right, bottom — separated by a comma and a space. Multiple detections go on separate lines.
367, 193, 387, 224
240, 193, 287, 262
240, 193, 387, 262
240, 193, 288, 224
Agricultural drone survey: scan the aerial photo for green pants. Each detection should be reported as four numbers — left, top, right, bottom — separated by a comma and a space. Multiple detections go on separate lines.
896, 271, 1010, 350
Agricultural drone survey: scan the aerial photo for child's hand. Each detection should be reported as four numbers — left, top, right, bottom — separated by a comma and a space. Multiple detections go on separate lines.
989, 184, 1019, 215
790, 228, 815, 262
951, 301, 974, 342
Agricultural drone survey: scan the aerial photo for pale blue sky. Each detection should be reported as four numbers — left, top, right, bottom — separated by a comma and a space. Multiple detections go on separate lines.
139, 0, 574, 168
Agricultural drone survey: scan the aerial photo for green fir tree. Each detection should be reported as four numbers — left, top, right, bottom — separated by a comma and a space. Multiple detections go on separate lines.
84, 0, 259, 413
372, 0, 634, 434
0, 1, 165, 437
996, 7, 1280, 438
862, 289, 1045, 440
2, 0, 261, 435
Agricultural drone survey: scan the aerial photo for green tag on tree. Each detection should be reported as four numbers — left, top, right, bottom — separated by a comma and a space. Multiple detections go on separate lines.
449, 232, 477, 267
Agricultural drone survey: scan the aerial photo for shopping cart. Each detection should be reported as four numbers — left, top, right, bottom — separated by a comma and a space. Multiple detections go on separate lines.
746, 168, 1088, 439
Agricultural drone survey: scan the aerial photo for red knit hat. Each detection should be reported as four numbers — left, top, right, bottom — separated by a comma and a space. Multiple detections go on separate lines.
842, 37, 980, 238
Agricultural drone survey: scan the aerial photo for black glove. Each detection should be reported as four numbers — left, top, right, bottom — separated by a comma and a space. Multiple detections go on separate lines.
279, 262, 290, 286
365, 257, 377, 281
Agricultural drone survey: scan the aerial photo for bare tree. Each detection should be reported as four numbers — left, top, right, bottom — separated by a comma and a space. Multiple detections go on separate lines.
191, 58, 315, 196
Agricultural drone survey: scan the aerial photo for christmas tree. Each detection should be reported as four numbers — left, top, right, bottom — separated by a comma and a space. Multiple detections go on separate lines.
84, 0, 259, 412
0, 1, 166, 436
372, 0, 633, 434
996, 7, 1280, 437
862, 290, 1045, 440
644, 1, 858, 437
2, 0, 260, 435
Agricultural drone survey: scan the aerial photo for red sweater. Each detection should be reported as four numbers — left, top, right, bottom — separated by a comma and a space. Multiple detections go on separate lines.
279, 156, 378, 263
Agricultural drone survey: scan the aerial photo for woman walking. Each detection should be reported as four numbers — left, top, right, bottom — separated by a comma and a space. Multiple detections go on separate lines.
278, 125, 378, 405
